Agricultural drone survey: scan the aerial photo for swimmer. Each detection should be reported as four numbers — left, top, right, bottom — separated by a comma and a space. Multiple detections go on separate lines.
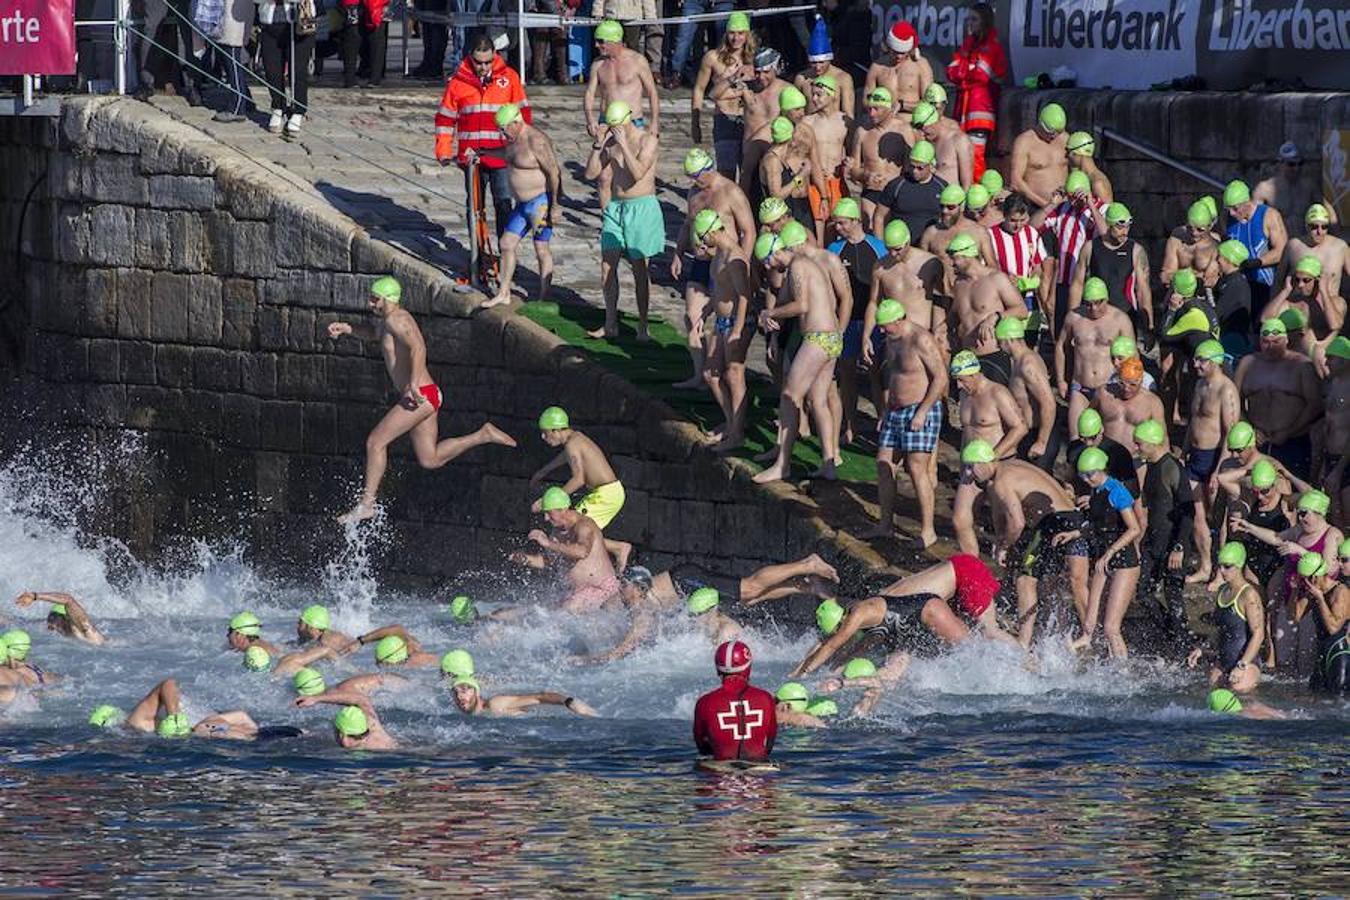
2, 629, 59, 689
294, 604, 352, 651
327, 275, 517, 524
683, 587, 742, 645
1188, 542, 1264, 693
293, 670, 409, 699
1205, 688, 1285, 720
241, 643, 341, 678
295, 689, 399, 750
531, 406, 632, 571
1308, 538, 1350, 694
513, 487, 621, 613
92, 678, 268, 741
342, 627, 440, 668
226, 611, 283, 657
693, 641, 777, 762
773, 682, 830, 729
815, 654, 913, 716
449, 677, 600, 717
583, 19, 661, 140
690, 209, 754, 452
14, 591, 105, 646
1065, 448, 1143, 658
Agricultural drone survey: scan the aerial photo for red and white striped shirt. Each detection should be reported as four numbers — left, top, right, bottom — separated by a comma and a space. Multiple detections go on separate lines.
989, 223, 1047, 280
1042, 199, 1104, 286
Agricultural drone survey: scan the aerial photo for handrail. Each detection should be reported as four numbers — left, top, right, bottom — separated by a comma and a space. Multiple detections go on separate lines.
1098, 127, 1226, 190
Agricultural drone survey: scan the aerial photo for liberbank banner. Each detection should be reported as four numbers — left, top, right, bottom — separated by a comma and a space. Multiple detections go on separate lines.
1010, 0, 1197, 88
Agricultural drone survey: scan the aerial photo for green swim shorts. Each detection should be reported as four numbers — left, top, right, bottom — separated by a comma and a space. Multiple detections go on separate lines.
600, 194, 666, 260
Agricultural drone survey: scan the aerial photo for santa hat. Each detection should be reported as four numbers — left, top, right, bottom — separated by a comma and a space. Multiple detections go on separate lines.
807, 17, 832, 62
887, 21, 917, 54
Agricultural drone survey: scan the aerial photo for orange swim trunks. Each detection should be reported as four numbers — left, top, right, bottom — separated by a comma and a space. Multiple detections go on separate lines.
809, 174, 846, 222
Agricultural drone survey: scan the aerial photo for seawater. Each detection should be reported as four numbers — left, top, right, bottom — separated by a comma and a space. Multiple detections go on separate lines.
1, 443, 1347, 895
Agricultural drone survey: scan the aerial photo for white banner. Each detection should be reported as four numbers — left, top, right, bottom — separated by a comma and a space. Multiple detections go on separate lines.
1009, 0, 1199, 88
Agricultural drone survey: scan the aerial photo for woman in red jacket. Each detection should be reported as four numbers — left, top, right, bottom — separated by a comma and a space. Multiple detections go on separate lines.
945, 2, 1007, 181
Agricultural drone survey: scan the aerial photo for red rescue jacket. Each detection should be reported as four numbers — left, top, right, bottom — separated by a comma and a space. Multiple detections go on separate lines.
946, 28, 1008, 135
693, 675, 778, 761
340, 0, 390, 29
434, 54, 531, 169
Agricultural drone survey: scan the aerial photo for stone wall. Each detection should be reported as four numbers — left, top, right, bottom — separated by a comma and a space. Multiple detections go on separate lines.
0, 96, 881, 585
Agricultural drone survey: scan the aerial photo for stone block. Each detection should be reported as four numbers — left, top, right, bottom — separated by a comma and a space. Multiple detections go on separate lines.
83, 154, 149, 205
221, 394, 262, 448
32, 263, 84, 333
214, 161, 276, 220
607, 487, 647, 543
679, 500, 716, 555
181, 390, 224, 437
300, 402, 338, 455
229, 221, 277, 277
336, 404, 379, 452
268, 270, 334, 309
328, 355, 388, 404
260, 401, 304, 452
82, 269, 119, 337
150, 272, 192, 342
330, 273, 369, 310
148, 174, 216, 211
192, 347, 241, 391
187, 281, 224, 345
167, 211, 209, 273
275, 204, 355, 272
155, 344, 192, 387
203, 209, 236, 273
646, 497, 682, 552
478, 474, 532, 530
134, 208, 171, 268
83, 384, 126, 427
85, 205, 136, 266
255, 452, 289, 511
118, 340, 156, 385
470, 311, 509, 366
138, 134, 182, 177
1272, 94, 1330, 168
278, 354, 327, 400
285, 308, 317, 352
258, 306, 287, 351
1099, 93, 1175, 163
1168, 93, 1242, 163
502, 317, 567, 375
715, 503, 766, 559
221, 279, 258, 349
241, 353, 278, 397
88, 339, 121, 382
420, 317, 473, 364
126, 386, 186, 432
116, 270, 153, 339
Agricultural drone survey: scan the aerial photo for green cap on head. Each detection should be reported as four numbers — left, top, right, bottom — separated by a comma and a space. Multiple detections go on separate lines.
1259, 318, 1287, 338
370, 276, 402, 304
779, 220, 809, 249
244, 645, 271, 672
1194, 339, 1226, 363
1110, 336, 1137, 359
1327, 336, 1350, 361
923, 83, 948, 105
1295, 255, 1323, 279
1306, 203, 1331, 224
334, 705, 368, 737
494, 103, 523, 129
753, 231, 781, 261
805, 698, 838, 717
1077, 408, 1103, 438
1105, 203, 1131, 225
1188, 199, 1217, 227
1340, 537, 1350, 558
961, 439, 996, 465
815, 598, 845, 636
726, 11, 750, 32
770, 116, 794, 144
1222, 179, 1251, 208
540, 486, 571, 512
883, 219, 911, 249
875, 298, 906, 326
1226, 421, 1255, 450
682, 147, 714, 177
1172, 269, 1198, 299
940, 184, 967, 207
1297, 552, 1328, 578
453, 676, 481, 694
1208, 688, 1243, 714
950, 350, 981, 377
1298, 490, 1331, 516
2, 629, 30, 661
1133, 419, 1166, 446
229, 612, 261, 638
89, 705, 124, 728
779, 86, 807, 112
49, 604, 67, 617
374, 635, 409, 665
831, 197, 861, 220
157, 713, 190, 738
813, 74, 838, 95
1080, 276, 1108, 303
604, 100, 632, 126
1066, 131, 1094, 156
1249, 458, 1278, 489
1201, 195, 1219, 220
909, 140, 936, 164
1282, 307, 1307, 331
758, 196, 788, 225
965, 184, 991, 211
946, 233, 979, 258
980, 169, 1004, 194
994, 316, 1026, 341
865, 86, 893, 108
293, 667, 326, 696
911, 101, 939, 128
775, 682, 809, 711
595, 18, 624, 42
1077, 446, 1109, 474
440, 649, 475, 679
1065, 170, 1090, 196
449, 595, 477, 624
686, 587, 720, 615
1218, 239, 1249, 267
1217, 541, 1247, 569
300, 604, 330, 631
693, 208, 725, 242
538, 405, 570, 431
843, 657, 877, 680
1038, 102, 1066, 133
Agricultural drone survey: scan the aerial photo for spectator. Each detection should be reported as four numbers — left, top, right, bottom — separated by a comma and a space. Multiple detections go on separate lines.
340, 0, 390, 87
672, 0, 735, 87
203, 0, 256, 123
411, 0, 449, 78
530, 0, 579, 84
592, 0, 648, 51
945, 1, 1007, 180
819, 0, 870, 84
255, 0, 314, 137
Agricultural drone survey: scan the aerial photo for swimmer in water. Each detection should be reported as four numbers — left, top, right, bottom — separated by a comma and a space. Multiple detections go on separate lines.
2, 629, 60, 689
773, 682, 830, 729
814, 655, 912, 716
449, 677, 600, 717
14, 592, 105, 646
1206, 688, 1286, 720
239, 643, 342, 679
226, 612, 284, 657
90, 678, 274, 741
340, 627, 440, 668
291, 669, 409, 699
1187, 542, 1264, 693
294, 604, 352, 651
295, 689, 399, 750
511, 487, 621, 613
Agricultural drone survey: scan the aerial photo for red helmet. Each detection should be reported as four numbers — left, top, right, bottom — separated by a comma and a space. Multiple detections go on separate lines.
715, 640, 752, 675
887, 21, 917, 54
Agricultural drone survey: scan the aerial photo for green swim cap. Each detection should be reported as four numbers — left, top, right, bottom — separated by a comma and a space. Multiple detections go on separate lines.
1306, 203, 1331, 224
2, 629, 30, 661
452, 676, 481, 693
540, 486, 571, 512
1218, 239, 1249, 267
813, 74, 838, 95
909, 140, 935, 164
1250, 458, 1278, 489
494, 103, 523, 129
1340, 537, 1350, 558
832, 197, 861, 220
1105, 203, 1131, 225
595, 18, 624, 42
50, 604, 67, 617
1259, 318, 1287, 338
693, 208, 725, 242
726, 11, 750, 32
334, 705, 368, 737
875, 298, 906, 326
753, 231, 781, 261
370, 276, 402, 303
440, 649, 475, 679
686, 586, 720, 615
243, 645, 271, 672
1172, 269, 1198, 299
229, 612, 261, 638
950, 350, 981, 377
815, 598, 845, 636
911, 101, 939, 128
770, 115, 794, 144
1207, 688, 1242, 714
843, 657, 877, 680
1327, 336, 1350, 361
1078, 408, 1103, 438
994, 316, 1025, 341
1298, 490, 1331, 516
1298, 552, 1327, 578
1066, 131, 1094, 156
1188, 199, 1216, 227
759, 196, 788, 225
779, 86, 807, 112
293, 667, 326, 696
1220, 421, 1253, 453
805, 698, 838, 717
683, 147, 714, 177
157, 713, 191, 738
980, 169, 1004, 194
1038, 102, 1066, 133
940, 184, 967, 207
1082, 276, 1109, 303
965, 184, 991, 211
776, 682, 809, 711
961, 439, 996, 465
946, 233, 978, 258
924, 83, 948, 105
883, 219, 911, 249
1133, 419, 1165, 446
1295, 255, 1323, 279
865, 86, 893, 108
604, 100, 632, 126
1279, 309, 1307, 333
300, 604, 330, 631
538, 406, 569, 431
1201, 195, 1219, 220
448, 595, 478, 625
1110, 336, 1137, 359
1077, 447, 1109, 474
1065, 170, 1090, 196
779, 220, 809, 249
1217, 541, 1247, 569
1222, 179, 1251, 208
89, 704, 124, 728
1015, 274, 1041, 294
1194, 339, 1226, 363
374, 635, 409, 665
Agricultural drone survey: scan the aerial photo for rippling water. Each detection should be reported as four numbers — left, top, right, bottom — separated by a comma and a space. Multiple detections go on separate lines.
1, 444, 1347, 895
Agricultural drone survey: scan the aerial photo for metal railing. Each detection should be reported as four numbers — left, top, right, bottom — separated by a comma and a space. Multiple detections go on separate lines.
1098, 126, 1226, 190
12, 0, 132, 113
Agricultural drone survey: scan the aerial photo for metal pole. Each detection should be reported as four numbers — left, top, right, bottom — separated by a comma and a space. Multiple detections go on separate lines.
516, 0, 526, 80
1099, 127, 1225, 190
114, 0, 129, 95
21, 75, 33, 110
402, 5, 409, 76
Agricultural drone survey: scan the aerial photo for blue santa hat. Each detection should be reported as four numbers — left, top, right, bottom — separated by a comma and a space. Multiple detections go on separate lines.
807, 17, 832, 62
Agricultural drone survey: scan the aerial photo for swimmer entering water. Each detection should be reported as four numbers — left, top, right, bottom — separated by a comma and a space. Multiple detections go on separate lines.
532, 406, 633, 572
90, 678, 278, 741
450, 677, 600, 717
294, 604, 352, 651
512, 487, 622, 613
2, 629, 60, 688
14, 592, 105, 646
341, 626, 440, 668
295, 689, 399, 750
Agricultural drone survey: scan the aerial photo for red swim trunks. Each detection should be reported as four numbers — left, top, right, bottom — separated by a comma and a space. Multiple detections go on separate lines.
950, 553, 999, 618
418, 384, 443, 411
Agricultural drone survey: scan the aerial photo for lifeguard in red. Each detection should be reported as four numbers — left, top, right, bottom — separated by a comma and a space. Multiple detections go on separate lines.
693, 641, 778, 761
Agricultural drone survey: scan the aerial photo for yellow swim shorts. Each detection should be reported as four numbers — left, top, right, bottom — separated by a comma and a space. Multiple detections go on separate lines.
575, 480, 626, 529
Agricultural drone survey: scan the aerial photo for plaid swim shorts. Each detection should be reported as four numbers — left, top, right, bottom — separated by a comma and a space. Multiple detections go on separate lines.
879, 401, 943, 452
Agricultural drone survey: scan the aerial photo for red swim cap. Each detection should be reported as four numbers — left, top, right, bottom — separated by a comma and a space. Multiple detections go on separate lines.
715, 640, 752, 675
950, 554, 999, 618
887, 21, 917, 53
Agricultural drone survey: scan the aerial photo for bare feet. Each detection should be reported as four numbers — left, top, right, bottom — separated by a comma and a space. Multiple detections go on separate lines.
753, 462, 789, 484
636, 327, 651, 344
805, 553, 839, 583
480, 291, 512, 309
1184, 568, 1211, 585
753, 446, 779, 463
611, 541, 632, 573
478, 422, 518, 448
337, 502, 376, 525
586, 324, 620, 340
1067, 633, 1092, 653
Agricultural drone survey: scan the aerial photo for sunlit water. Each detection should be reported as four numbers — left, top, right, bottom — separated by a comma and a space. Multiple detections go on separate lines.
1, 443, 1346, 895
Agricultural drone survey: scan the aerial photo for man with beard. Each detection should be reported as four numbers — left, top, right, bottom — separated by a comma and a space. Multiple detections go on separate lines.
851, 88, 916, 224
865, 20, 931, 114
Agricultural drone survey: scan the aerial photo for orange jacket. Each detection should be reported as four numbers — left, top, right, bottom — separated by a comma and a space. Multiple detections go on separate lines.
434, 54, 531, 169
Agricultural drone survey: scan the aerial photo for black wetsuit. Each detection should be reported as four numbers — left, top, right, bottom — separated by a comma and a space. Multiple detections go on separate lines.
860, 593, 940, 655
1235, 501, 1290, 589
1086, 235, 1139, 324
1085, 476, 1139, 569
777, 157, 816, 236
877, 172, 944, 245
1011, 509, 1089, 580
1213, 270, 1252, 350
1138, 453, 1195, 644
1214, 583, 1256, 671
1312, 620, 1350, 695
1066, 437, 1139, 498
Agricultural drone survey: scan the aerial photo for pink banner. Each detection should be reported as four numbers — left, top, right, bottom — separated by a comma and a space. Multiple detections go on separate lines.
0, 0, 76, 75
